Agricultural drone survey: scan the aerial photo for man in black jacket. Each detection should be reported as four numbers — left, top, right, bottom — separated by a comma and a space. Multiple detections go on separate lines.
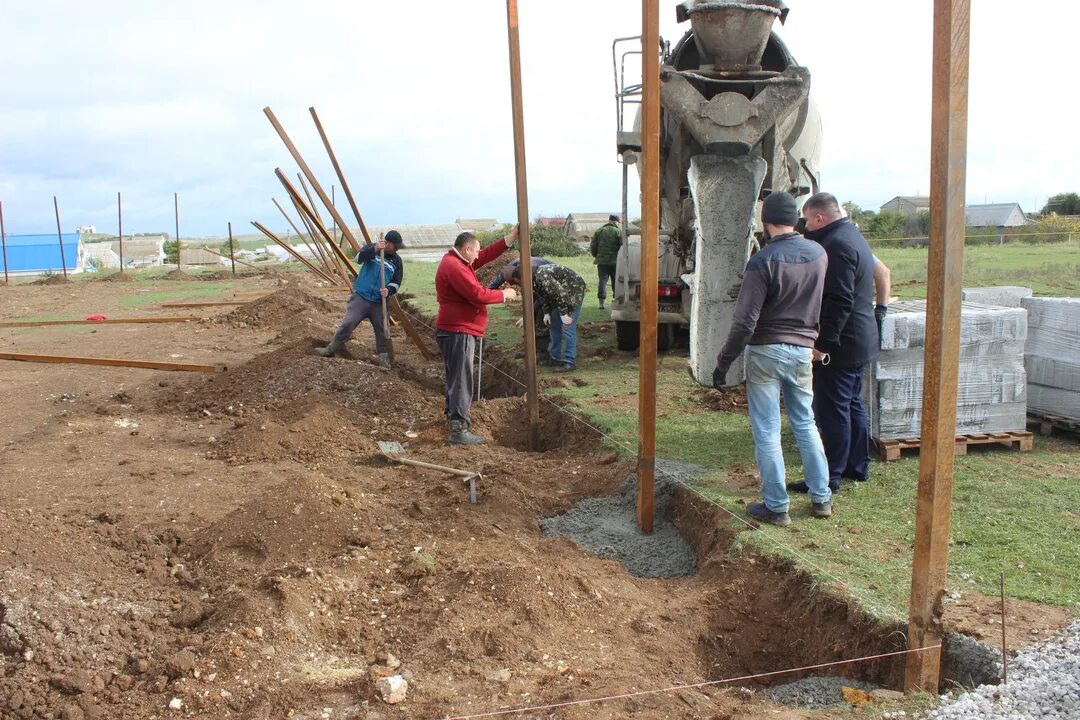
795, 193, 879, 493
713, 191, 832, 526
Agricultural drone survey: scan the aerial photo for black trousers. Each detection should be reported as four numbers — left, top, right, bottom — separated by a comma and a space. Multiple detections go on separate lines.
597, 264, 616, 300
812, 363, 871, 485
437, 330, 475, 423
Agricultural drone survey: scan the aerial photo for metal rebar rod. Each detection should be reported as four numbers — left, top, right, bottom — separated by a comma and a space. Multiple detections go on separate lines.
53, 196, 68, 279
1000, 573, 1008, 683
117, 192, 124, 273
174, 192, 181, 270
228, 222, 236, 276
0, 200, 9, 284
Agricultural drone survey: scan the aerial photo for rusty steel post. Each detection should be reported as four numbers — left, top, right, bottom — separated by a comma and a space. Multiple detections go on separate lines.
905, 0, 970, 694
262, 107, 363, 254
1, 200, 9, 284
309, 106, 374, 245
53, 196, 68, 279
174, 192, 181, 270
117, 192, 124, 273
636, 0, 660, 533
506, 0, 541, 452
228, 222, 236, 277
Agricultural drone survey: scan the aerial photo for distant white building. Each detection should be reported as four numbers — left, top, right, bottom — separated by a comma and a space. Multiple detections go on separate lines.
76, 224, 97, 234
965, 203, 1028, 228
563, 213, 616, 240
879, 196, 930, 216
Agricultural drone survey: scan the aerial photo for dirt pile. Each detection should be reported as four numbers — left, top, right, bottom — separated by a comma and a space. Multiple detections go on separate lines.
476, 249, 519, 288
217, 286, 337, 329
99, 272, 136, 283
695, 384, 749, 413
159, 269, 191, 281
30, 275, 71, 285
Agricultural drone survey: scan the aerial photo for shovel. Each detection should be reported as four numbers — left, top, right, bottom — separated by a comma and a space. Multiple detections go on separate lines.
377, 441, 480, 504
379, 233, 396, 364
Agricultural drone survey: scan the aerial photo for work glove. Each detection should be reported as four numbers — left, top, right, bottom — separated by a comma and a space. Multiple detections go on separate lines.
712, 367, 726, 389
561, 314, 573, 326
543, 315, 552, 327
875, 304, 888, 339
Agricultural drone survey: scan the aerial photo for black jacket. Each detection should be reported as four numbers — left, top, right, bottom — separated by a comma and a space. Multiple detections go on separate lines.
715, 233, 828, 375
804, 218, 878, 369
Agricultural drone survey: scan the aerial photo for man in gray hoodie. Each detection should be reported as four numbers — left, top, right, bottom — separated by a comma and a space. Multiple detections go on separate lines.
713, 191, 832, 526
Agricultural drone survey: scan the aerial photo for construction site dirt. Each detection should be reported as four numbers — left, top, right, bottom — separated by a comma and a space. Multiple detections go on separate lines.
1, 275, 1072, 720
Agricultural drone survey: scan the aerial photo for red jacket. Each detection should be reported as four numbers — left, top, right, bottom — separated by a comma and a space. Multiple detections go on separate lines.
434, 239, 510, 336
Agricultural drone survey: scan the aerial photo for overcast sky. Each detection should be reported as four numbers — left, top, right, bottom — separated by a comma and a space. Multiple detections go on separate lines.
1, 1, 1077, 237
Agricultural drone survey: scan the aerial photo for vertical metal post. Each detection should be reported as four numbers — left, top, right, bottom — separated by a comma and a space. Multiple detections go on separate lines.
636, 0, 660, 533
117, 192, 124, 273
0, 200, 9, 284
53, 196, 68, 279
905, 0, 970, 694
228, 222, 236, 276
506, 0, 541, 452
174, 192, 181, 270
331, 184, 336, 243
999, 573, 1008, 684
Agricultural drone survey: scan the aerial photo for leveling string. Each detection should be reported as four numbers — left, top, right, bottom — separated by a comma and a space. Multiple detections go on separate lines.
429, 644, 941, 720
397, 306, 904, 622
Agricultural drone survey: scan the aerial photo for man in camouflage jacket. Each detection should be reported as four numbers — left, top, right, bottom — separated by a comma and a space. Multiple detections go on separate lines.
511, 263, 587, 373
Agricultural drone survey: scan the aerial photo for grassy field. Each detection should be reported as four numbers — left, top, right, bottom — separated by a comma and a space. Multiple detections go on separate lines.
403, 245, 1080, 621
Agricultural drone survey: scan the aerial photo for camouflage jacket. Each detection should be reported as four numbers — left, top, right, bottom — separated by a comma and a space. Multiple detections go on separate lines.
590, 222, 622, 265
532, 264, 587, 316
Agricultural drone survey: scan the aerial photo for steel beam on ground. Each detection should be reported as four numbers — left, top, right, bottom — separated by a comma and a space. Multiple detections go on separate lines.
0, 317, 199, 328
905, 0, 971, 694
0, 351, 225, 373
505, 0, 540, 452
636, 0, 660, 533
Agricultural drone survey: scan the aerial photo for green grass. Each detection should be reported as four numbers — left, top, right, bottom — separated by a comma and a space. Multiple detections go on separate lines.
874, 237, 1080, 298
402, 243, 1080, 620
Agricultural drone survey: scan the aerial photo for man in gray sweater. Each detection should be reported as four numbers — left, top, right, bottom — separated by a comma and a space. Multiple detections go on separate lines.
713, 191, 832, 526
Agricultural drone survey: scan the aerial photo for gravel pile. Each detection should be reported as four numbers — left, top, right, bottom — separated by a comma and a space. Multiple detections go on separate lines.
761, 676, 879, 709
929, 621, 1080, 720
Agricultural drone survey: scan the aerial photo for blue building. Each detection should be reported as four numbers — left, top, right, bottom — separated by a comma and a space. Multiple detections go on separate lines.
1, 233, 83, 275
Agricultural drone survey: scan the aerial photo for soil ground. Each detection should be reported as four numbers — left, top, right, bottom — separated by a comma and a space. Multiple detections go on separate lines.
0, 273, 1070, 719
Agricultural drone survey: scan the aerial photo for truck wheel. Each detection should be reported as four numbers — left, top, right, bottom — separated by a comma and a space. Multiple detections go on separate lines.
615, 321, 640, 351
657, 323, 675, 352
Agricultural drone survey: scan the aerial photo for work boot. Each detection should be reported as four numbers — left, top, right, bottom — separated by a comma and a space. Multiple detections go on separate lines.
377, 352, 391, 368
811, 501, 833, 519
448, 419, 485, 446
599, 299, 605, 309
746, 501, 791, 527
553, 362, 575, 373
316, 338, 344, 357
788, 480, 842, 494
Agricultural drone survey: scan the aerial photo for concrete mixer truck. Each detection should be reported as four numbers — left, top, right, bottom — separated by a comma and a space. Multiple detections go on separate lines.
609, 0, 822, 386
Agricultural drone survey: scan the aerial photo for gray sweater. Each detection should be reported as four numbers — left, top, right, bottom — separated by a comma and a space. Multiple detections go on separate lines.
715, 232, 828, 374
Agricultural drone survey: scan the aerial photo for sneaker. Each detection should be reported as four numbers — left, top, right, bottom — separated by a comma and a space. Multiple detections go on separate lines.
811, 501, 833, 519
746, 501, 791, 527
553, 363, 575, 373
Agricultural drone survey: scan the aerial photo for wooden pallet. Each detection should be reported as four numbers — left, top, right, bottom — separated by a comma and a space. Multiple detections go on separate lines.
1029, 412, 1080, 439
873, 431, 1034, 461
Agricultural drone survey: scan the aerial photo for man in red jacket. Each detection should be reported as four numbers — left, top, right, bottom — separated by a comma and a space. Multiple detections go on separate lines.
435, 226, 519, 445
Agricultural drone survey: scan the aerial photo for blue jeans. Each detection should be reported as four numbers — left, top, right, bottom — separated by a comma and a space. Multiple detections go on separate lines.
548, 304, 582, 364
746, 344, 831, 511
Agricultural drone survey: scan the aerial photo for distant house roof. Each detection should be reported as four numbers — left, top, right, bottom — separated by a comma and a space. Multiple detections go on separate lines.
883, 196, 931, 208
103, 236, 165, 266
564, 212, 617, 237
366, 224, 467, 248
965, 203, 1027, 228
456, 218, 502, 232
1, 233, 82, 274
536, 216, 567, 227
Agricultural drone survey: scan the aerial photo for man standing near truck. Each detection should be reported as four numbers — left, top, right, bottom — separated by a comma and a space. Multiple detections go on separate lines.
712, 192, 832, 526
590, 214, 621, 309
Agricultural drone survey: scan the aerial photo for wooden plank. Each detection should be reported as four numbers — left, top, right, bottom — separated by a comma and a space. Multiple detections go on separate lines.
250, 220, 339, 285
309, 107, 374, 246
636, 0, 660, 533
388, 298, 437, 361
1, 317, 199, 328
0, 351, 225, 373
161, 301, 247, 308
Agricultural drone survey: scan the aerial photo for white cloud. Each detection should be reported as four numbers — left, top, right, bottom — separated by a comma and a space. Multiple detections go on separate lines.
1, 1, 1077, 235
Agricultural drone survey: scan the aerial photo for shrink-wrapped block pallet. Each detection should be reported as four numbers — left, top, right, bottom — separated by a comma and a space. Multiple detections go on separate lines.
1022, 297, 1080, 422
868, 300, 1028, 440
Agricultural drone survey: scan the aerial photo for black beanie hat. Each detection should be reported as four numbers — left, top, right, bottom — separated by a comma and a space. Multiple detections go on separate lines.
384, 230, 404, 248
761, 191, 799, 227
